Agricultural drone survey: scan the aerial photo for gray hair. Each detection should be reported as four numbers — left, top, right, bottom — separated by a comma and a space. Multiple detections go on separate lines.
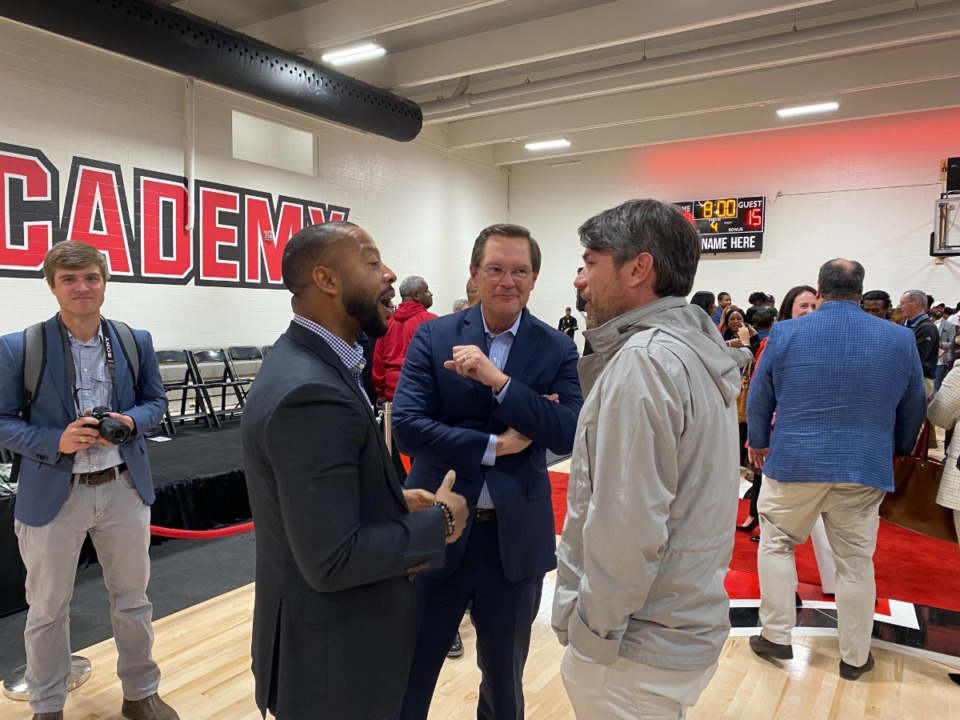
452, 297, 468, 312
902, 289, 928, 309
818, 258, 865, 300
577, 199, 700, 297
399, 275, 428, 300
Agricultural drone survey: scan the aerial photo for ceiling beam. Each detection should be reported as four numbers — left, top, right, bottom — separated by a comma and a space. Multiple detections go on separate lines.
488, 75, 960, 165
239, 0, 508, 53
422, 3, 960, 123
444, 37, 960, 148
361, 0, 838, 90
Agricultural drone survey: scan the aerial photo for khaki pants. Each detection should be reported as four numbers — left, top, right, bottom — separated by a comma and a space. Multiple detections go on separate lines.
15, 472, 159, 713
757, 477, 884, 667
560, 647, 716, 719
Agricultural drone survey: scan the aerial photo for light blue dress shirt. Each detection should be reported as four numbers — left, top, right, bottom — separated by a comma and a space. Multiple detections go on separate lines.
477, 309, 522, 508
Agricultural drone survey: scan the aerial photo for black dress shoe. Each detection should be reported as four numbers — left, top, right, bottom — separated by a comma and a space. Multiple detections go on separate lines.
839, 653, 875, 681
33, 713, 63, 720
948, 673, 960, 686
447, 631, 464, 659
749, 633, 793, 660
737, 518, 759, 533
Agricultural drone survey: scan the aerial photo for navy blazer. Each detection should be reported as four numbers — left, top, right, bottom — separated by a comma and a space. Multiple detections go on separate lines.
392, 304, 583, 582
746, 300, 927, 491
0, 315, 168, 526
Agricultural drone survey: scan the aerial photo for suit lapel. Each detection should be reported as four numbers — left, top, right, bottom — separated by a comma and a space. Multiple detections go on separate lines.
43, 317, 77, 420
284, 322, 407, 508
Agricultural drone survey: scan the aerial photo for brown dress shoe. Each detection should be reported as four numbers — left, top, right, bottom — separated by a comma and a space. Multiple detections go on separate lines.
122, 692, 180, 720
749, 633, 794, 660
33, 713, 64, 720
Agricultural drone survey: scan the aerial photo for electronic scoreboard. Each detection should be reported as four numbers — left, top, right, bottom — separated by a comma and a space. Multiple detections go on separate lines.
674, 196, 765, 254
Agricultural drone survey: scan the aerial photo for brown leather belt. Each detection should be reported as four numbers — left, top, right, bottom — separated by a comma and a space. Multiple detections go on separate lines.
73, 463, 127, 487
475, 508, 497, 523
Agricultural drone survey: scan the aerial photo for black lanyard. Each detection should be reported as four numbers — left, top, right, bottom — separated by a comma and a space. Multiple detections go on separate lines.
58, 315, 116, 416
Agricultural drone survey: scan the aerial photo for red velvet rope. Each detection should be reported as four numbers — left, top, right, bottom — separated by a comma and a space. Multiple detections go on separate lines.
149, 522, 254, 539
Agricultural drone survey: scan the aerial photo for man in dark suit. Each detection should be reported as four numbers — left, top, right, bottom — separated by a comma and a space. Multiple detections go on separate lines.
392, 224, 583, 720
241, 222, 468, 720
0, 241, 175, 720
747, 259, 926, 681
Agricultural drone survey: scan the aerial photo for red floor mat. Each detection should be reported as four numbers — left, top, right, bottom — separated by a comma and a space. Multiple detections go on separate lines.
549, 470, 960, 611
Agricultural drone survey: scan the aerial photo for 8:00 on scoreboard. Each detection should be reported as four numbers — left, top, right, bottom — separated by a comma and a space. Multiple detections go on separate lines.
674, 196, 765, 254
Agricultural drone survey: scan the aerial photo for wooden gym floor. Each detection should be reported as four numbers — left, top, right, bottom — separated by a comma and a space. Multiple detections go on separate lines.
2, 570, 959, 720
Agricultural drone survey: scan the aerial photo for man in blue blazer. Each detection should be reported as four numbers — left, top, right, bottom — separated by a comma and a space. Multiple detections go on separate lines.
747, 258, 926, 682
0, 241, 174, 720
392, 224, 583, 719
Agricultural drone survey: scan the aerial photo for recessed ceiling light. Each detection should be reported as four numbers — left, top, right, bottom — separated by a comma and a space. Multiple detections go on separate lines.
321, 43, 386, 66
776, 102, 840, 118
525, 139, 571, 151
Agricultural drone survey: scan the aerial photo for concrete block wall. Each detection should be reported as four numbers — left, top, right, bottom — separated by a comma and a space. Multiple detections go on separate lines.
0, 19, 507, 350
3, 17, 959, 354
510, 108, 960, 338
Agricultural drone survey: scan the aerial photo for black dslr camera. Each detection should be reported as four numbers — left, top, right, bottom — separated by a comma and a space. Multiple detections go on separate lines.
90, 406, 131, 445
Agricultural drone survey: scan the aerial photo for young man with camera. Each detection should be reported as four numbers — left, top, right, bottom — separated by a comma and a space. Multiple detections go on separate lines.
0, 241, 175, 720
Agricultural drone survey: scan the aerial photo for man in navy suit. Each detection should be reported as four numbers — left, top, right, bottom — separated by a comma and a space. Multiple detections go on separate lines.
392, 224, 583, 719
747, 258, 926, 681
0, 241, 175, 720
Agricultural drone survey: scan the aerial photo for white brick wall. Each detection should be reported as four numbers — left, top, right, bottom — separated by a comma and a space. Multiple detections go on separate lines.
510, 108, 960, 338
3, 17, 959, 353
0, 19, 507, 349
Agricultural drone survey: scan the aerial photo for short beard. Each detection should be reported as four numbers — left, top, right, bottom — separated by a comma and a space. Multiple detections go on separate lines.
343, 284, 388, 338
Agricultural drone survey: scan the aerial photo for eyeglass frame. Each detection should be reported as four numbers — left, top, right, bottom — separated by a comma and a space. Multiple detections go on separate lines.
475, 264, 534, 281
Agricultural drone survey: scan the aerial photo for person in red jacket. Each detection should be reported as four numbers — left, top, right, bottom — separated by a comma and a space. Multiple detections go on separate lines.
374, 275, 438, 402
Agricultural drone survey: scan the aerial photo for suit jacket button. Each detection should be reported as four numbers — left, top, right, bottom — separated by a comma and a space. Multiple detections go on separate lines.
406, 561, 429, 580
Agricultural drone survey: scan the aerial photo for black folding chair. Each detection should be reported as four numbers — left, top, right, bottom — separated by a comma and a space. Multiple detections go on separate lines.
190, 349, 251, 421
226, 345, 264, 381
155, 350, 218, 434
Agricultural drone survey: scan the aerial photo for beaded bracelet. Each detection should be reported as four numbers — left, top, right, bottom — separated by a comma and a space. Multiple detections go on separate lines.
433, 500, 455, 537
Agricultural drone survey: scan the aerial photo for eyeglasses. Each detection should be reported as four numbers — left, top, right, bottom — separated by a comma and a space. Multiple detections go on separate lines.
477, 265, 533, 281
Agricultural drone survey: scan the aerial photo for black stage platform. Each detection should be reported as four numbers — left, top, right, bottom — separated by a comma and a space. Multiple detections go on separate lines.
0, 422, 250, 618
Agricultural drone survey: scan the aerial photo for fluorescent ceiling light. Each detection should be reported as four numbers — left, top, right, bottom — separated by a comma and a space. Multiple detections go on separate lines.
321, 43, 385, 66
776, 101, 840, 118
525, 139, 571, 151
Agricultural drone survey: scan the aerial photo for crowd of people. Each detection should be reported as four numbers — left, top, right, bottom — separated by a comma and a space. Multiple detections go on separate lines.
690, 281, 960, 685
2, 201, 959, 720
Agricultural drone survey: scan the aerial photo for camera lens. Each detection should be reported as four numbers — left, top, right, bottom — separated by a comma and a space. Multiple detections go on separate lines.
90, 406, 131, 445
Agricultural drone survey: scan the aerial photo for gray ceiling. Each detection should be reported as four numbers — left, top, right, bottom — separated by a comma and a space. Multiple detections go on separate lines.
169, 0, 960, 166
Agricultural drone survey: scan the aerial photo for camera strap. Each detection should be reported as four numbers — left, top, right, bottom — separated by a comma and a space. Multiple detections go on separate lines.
58, 316, 117, 417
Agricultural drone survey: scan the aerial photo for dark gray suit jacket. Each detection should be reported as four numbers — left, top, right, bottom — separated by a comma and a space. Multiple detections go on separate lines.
241, 320, 447, 720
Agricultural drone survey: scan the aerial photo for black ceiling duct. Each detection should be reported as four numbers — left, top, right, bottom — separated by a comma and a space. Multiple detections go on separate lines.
0, 0, 422, 142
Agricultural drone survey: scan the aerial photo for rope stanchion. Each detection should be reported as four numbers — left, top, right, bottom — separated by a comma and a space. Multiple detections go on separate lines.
149, 522, 254, 539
